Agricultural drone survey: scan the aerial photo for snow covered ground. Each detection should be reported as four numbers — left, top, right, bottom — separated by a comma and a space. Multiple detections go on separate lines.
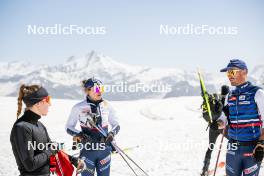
1, 96, 263, 176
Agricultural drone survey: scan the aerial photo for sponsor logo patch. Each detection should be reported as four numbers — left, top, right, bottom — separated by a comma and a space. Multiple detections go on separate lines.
100, 155, 111, 165
239, 95, 246, 100
244, 164, 258, 174
239, 101, 250, 105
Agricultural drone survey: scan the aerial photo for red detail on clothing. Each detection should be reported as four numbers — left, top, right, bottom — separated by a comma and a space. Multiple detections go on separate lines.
230, 122, 262, 128
229, 96, 237, 101
243, 153, 253, 157
49, 151, 74, 176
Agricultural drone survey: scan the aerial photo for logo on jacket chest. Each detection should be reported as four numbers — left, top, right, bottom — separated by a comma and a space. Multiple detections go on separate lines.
239, 95, 246, 101
229, 94, 251, 102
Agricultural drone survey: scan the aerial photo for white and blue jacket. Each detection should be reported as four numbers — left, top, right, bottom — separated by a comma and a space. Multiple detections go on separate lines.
65, 97, 120, 142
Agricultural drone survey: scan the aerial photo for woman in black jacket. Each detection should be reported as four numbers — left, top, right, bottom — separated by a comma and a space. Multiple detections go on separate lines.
10, 84, 83, 176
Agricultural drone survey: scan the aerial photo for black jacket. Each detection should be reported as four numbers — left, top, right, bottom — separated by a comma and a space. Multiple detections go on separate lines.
10, 110, 53, 176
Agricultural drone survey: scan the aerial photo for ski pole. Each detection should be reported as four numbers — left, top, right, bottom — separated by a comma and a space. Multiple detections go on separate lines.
92, 123, 142, 176
111, 142, 150, 176
96, 124, 150, 176
86, 114, 150, 176
112, 145, 140, 154
213, 127, 226, 176
118, 150, 139, 176
96, 123, 150, 176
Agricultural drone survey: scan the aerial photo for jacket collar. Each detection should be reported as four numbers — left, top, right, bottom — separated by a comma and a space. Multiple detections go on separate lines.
234, 81, 251, 93
16, 110, 41, 125
86, 96, 103, 106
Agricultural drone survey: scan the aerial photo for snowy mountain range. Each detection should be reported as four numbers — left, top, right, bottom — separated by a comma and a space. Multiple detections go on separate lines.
0, 51, 263, 100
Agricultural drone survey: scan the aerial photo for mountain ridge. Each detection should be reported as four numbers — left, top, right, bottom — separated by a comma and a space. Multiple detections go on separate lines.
0, 51, 263, 100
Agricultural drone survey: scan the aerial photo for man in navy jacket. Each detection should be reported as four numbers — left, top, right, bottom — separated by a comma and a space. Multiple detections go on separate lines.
218, 59, 264, 176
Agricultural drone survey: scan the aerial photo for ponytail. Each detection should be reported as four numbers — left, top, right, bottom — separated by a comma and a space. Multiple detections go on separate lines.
17, 84, 26, 118
16, 84, 41, 118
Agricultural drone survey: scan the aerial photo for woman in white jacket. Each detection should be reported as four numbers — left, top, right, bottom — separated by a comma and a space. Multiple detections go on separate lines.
65, 78, 120, 176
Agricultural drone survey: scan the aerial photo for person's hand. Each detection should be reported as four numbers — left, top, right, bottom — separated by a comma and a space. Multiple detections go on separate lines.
45, 142, 59, 156
105, 132, 114, 144
76, 132, 91, 143
44, 148, 57, 157
217, 120, 225, 129
76, 159, 86, 174
74, 136, 82, 143
253, 141, 264, 162
49, 147, 58, 155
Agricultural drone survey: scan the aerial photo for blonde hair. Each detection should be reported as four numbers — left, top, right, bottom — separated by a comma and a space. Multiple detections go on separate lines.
81, 79, 87, 88
17, 84, 41, 118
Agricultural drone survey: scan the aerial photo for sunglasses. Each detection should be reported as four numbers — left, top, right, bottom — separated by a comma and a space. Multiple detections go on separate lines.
94, 85, 104, 94
42, 95, 52, 105
227, 69, 240, 77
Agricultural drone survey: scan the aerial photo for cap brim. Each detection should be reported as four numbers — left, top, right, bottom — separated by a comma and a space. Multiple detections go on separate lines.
220, 67, 228, 72
220, 66, 240, 72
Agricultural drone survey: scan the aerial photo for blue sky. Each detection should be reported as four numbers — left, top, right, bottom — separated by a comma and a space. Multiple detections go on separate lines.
0, 0, 263, 71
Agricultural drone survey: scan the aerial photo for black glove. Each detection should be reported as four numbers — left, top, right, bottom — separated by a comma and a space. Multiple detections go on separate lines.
221, 85, 229, 96
68, 155, 79, 168
47, 142, 60, 155
209, 120, 219, 130
105, 132, 114, 144
253, 141, 264, 162
76, 132, 91, 143
44, 145, 58, 158
44, 150, 54, 158
202, 94, 223, 123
